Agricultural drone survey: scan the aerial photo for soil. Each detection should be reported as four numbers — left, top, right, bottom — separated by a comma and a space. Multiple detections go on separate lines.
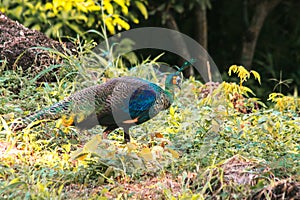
0, 12, 76, 80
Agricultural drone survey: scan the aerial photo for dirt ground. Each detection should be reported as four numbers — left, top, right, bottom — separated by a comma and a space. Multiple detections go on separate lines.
0, 12, 76, 80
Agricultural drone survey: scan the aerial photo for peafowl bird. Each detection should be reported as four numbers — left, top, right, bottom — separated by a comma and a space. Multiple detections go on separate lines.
11, 61, 193, 143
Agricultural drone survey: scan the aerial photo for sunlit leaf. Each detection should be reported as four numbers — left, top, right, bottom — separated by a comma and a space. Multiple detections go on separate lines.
228, 65, 238, 76
113, 17, 130, 30
126, 142, 137, 151
113, 0, 128, 14
104, 16, 115, 34
71, 148, 88, 161
62, 143, 71, 152
0, 116, 9, 131
84, 134, 102, 153
134, 1, 148, 19
241, 86, 255, 96
6, 178, 27, 190
250, 70, 261, 84
139, 147, 153, 161
170, 106, 176, 116
104, 0, 114, 14
167, 148, 180, 159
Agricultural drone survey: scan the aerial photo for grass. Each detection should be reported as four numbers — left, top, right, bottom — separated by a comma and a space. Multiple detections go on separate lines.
0, 43, 299, 199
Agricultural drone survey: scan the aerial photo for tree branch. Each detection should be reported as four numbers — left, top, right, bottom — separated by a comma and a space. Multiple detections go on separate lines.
240, 0, 282, 69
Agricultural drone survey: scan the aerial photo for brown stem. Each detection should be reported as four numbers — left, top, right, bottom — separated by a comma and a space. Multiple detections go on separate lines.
165, 11, 194, 77
195, 5, 207, 50
194, 5, 209, 80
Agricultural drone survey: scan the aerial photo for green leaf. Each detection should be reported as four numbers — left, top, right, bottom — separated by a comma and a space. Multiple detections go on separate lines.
52, 22, 64, 34
70, 148, 88, 160
258, 116, 268, 124
11, 6, 23, 20
204, 0, 212, 9
30, 64, 61, 84
23, 17, 37, 27
69, 14, 88, 22
0, 115, 9, 131
84, 134, 102, 153
139, 147, 153, 161
65, 22, 84, 36
5, 179, 27, 190
31, 24, 41, 31
87, 15, 96, 27
134, 1, 148, 19
127, 12, 139, 24
173, 4, 184, 14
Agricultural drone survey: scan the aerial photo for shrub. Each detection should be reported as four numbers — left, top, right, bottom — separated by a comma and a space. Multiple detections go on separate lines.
0, 0, 148, 38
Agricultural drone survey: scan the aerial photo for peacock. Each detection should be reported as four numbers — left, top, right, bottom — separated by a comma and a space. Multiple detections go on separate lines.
11, 61, 193, 143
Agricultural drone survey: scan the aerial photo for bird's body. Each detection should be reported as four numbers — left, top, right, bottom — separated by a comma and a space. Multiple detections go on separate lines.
12, 75, 179, 142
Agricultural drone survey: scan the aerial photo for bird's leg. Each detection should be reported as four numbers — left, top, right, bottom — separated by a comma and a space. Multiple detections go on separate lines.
102, 128, 113, 140
123, 126, 131, 143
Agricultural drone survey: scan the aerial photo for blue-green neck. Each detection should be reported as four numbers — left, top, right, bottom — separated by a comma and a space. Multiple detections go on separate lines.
164, 74, 176, 102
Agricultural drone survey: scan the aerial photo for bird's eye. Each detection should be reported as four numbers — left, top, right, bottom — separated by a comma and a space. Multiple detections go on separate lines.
176, 76, 181, 84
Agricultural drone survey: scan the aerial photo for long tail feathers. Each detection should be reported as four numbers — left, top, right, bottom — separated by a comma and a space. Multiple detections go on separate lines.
10, 101, 70, 131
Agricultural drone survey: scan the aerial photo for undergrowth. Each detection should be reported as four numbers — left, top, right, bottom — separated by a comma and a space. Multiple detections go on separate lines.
0, 43, 299, 199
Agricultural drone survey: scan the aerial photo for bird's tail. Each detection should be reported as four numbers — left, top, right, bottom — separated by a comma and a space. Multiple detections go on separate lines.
10, 100, 70, 131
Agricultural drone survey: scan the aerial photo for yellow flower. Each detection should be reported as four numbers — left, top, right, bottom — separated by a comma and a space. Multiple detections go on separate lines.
113, 0, 128, 15
113, 17, 130, 30
103, 0, 114, 14
105, 16, 115, 34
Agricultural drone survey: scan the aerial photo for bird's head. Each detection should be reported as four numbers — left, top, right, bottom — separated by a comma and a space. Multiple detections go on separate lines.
165, 59, 195, 90
166, 74, 182, 90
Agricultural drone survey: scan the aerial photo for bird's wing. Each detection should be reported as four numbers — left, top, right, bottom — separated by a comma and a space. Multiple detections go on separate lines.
128, 86, 158, 120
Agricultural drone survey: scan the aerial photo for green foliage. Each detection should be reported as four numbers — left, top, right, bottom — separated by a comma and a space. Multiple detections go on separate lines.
0, 0, 148, 38
269, 70, 293, 93
268, 92, 300, 113
150, 0, 211, 25
1, 43, 299, 199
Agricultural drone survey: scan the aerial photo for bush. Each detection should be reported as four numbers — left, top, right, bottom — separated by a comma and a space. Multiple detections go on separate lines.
0, 0, 148, 38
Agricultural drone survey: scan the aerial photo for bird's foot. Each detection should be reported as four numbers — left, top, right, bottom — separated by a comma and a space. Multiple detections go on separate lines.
102, 130, 110, 140
123, 134, 130, 143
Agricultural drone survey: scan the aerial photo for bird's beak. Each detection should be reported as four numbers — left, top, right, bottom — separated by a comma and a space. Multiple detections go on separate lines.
173, 76, 181, 89
175, 76, 181, 90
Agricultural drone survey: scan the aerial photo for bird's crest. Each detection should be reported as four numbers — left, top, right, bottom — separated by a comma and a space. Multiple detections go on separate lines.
175, 58, 196, 75
166, 59, 196, 89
